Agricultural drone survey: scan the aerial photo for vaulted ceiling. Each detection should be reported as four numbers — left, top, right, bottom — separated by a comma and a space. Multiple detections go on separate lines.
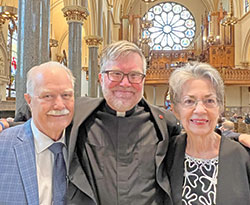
116, 0, 217, 16
112, 0, 241, 23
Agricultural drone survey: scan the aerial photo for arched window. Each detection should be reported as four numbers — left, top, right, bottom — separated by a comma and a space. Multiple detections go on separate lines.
142, 2, 196, 50
6, 19, 18, 98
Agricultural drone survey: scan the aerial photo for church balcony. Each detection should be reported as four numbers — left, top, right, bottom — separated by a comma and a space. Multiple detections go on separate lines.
145, 66, 250, 86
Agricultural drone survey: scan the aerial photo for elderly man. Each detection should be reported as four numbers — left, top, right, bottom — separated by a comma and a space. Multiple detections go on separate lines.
0, 61, 75, 205
67, 40, 181, 204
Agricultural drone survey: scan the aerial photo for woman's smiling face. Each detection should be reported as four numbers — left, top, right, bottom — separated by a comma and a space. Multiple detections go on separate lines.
174, 78, 220, 138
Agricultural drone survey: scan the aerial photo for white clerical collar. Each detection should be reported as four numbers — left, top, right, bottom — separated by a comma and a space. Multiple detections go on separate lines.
116, 111, 126, 117
104, 102, 136, 117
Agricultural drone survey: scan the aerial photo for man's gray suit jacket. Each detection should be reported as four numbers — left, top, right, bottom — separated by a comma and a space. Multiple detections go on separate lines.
0, 120, 39, 204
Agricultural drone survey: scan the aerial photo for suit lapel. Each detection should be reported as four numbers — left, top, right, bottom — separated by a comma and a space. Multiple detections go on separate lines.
67, 97, 103, 203
68, 152, 97, 203
145, 101, 172, 198
14, 120, 39, 204
68, 97, 104, 166
168, 134, 186, 205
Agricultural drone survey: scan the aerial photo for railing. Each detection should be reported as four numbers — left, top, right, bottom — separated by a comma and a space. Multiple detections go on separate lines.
145, 67, 250, 85
145, 69, 172, 84
218, 67, 250, 84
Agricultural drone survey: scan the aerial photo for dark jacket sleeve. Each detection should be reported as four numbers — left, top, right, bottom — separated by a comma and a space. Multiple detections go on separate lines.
14, 103, 32, 122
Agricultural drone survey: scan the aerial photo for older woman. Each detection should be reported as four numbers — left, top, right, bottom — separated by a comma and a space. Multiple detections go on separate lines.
166, 62, 250, 205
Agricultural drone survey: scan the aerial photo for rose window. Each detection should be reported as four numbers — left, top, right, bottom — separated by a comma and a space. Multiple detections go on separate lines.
142, 2, 196, 50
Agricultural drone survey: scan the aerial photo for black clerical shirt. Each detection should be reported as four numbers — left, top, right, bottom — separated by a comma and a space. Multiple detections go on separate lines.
83, 103, 163, 205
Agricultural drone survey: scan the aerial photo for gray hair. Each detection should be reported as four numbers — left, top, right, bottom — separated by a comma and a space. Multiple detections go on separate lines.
99, 40, 147, 74
169, 62, 224, 110
26, 61, 75, 95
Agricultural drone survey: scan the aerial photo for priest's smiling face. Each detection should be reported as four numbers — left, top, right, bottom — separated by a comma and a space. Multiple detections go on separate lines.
99, 52, 145, 112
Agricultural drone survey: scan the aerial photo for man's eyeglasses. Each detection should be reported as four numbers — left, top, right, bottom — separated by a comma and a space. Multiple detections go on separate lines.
179, 96, 219, 109
102, 70, 145, 84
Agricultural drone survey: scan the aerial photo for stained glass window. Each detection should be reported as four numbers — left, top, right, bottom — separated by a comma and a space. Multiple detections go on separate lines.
245, 0, 249, 13
142, 2, 196, 50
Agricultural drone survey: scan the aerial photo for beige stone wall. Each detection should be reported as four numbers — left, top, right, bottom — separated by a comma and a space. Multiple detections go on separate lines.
225, 85, 250, 107
235, 12, 250, 68
144, 85, 169, 107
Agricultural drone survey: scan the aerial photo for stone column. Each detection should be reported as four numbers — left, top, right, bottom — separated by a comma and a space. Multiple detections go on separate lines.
16, 0, 50, 111
97, 0, 103, 97
107, 4, 112, 44
85, 36, 103, 97
62, 3, 89, 98
97, 0, 103, 38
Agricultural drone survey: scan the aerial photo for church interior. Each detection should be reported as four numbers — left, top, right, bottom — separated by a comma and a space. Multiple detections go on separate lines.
0, 0, 250, 122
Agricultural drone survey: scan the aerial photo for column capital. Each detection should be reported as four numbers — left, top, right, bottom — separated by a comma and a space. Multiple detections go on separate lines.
85, 35, 103, 47
62, 5, 89, 24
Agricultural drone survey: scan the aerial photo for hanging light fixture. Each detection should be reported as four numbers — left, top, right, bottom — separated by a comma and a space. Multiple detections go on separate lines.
139, 3, 152, 48
221, 0, 238, 26
0, 6, 17, 25
49, 38, 59, 48
139, 0, 155, 62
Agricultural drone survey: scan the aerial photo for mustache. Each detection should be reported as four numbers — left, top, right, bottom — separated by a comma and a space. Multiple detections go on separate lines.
112, 87, 135, 92
47, 109, 70, 116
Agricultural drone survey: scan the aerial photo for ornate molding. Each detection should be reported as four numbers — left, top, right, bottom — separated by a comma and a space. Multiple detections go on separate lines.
85, 35, 103, 47
209, 45, 235, 68
145, 66, 250, 86
0, 6, 18, 26
240, 61, 249, 68
62, 5, 89, 23
218, 67, 250, 85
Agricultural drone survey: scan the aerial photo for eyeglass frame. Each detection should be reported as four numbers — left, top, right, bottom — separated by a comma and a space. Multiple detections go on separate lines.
102, 70, 146, 84
31, 90, 74, 103
177, 96, 220, 109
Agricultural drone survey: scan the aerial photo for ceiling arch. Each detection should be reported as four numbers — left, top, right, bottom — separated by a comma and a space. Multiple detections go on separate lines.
114, 0, 216, 20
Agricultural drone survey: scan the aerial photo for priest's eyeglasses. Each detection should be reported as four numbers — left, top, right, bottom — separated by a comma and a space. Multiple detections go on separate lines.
180, 96, 219, 109
102, 70, 145, 84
